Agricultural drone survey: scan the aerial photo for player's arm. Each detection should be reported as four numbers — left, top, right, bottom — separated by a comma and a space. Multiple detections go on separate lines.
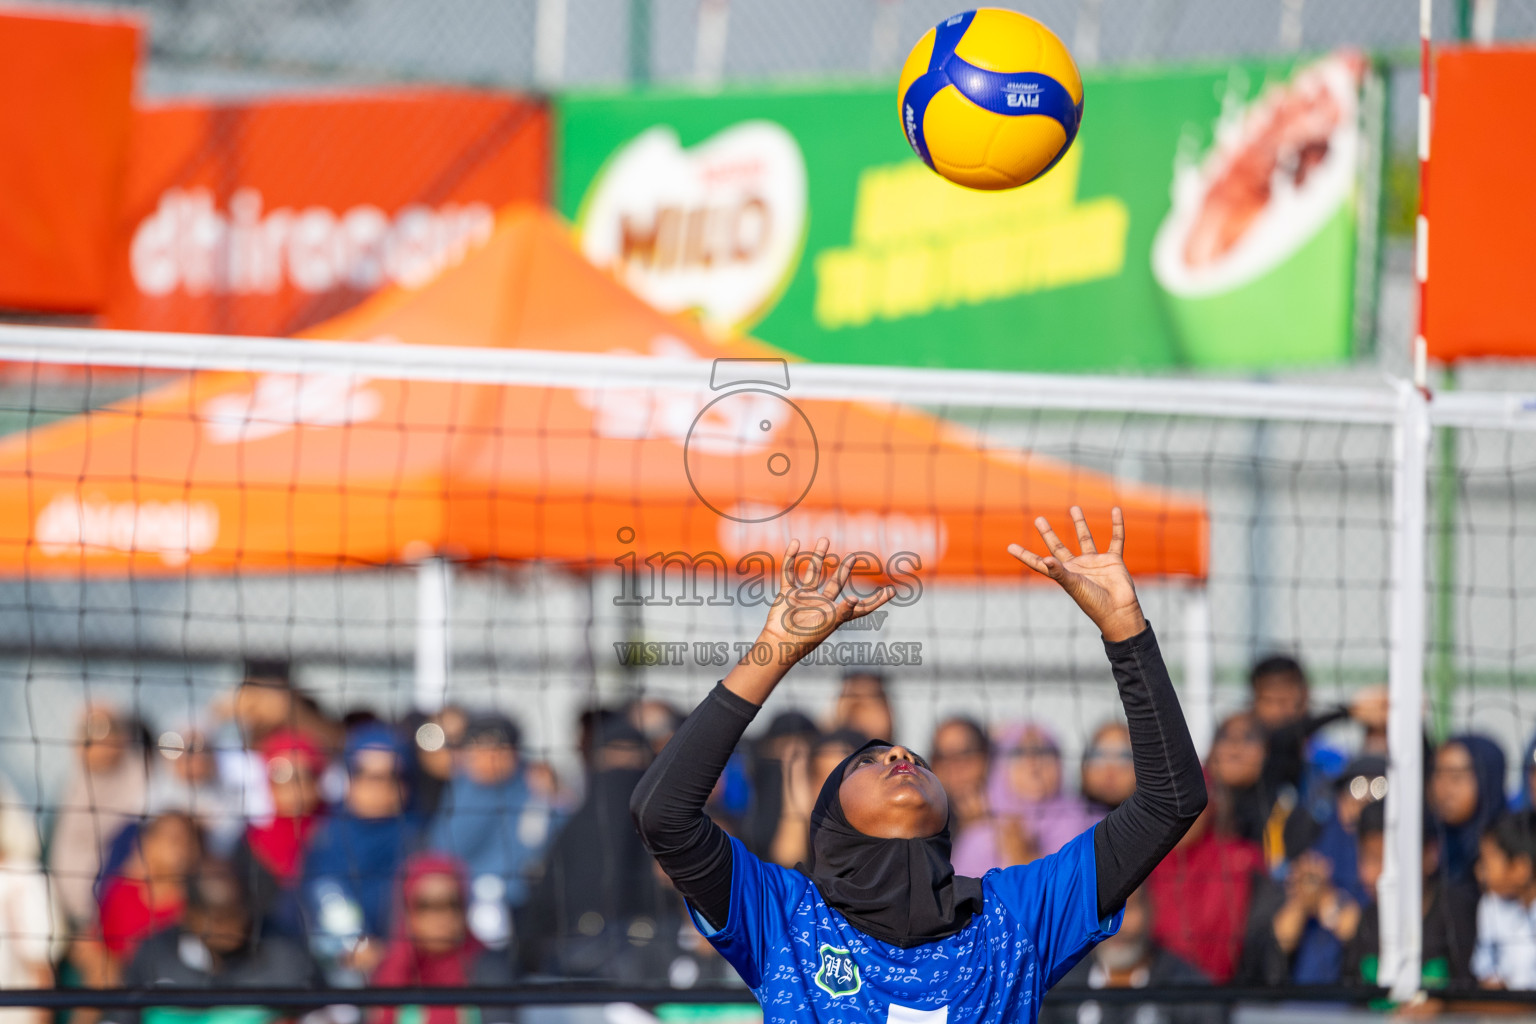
1008, 507, 1207, 920
629, 540, 896, 930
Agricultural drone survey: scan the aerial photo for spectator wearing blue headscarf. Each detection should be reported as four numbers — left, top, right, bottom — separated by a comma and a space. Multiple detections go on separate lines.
425, 713, 564, 946
1237, 756, 1390, 986
300, 723, 421, 985
1514, 731, 1536, 810
1430, 733, 1508, 885
1304, 756, 1387, 906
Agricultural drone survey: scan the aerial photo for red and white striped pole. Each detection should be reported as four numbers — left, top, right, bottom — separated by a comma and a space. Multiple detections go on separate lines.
1415, 0, 1433, 389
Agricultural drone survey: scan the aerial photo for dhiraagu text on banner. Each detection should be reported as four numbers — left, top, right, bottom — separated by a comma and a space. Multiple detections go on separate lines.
556, 52, 1378, 373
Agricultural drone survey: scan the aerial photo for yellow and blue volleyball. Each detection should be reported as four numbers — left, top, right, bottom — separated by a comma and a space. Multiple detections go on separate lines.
897, 8, 1084, 191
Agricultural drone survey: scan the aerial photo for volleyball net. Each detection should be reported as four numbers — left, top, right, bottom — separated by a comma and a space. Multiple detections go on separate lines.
0, 325, 1530, 1014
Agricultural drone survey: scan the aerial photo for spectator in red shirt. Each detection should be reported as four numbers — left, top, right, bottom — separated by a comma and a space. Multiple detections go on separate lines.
228, 728, 328, 941
370, 853, 516, 1024
98, 812, 202, 964
1146, 720, 1267, 984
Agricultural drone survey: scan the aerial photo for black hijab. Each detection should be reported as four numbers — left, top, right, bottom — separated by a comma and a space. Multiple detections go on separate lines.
800, 739, 984, 948
1438, 733, 1508, 884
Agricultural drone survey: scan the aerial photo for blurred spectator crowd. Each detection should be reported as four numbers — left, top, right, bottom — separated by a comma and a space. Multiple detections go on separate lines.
1, 655, 1536, 1023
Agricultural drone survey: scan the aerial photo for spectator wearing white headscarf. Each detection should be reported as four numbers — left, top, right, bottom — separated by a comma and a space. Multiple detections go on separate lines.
146, 722, 247, 855
48, 704, 151, 931
0, 771, 65, 1024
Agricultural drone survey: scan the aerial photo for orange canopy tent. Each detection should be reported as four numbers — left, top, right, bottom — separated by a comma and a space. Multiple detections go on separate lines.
0, 206, 1206, 582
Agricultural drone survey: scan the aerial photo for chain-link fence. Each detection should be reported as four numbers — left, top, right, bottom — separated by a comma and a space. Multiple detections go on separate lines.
27, 0, 1536, 279
41, 0, 1536, 90
0, 332, 1528, 1013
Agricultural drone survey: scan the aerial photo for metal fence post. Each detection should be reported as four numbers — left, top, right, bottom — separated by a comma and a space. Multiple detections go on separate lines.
534, 0, 568, 86
415, 555, 453, 712
629, 0, 653, 84
694, 0, 730, 85
1181, 586, 1215, 758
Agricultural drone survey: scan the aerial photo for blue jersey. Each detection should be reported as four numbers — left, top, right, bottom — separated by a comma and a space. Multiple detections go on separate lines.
694, 829, 1122, 1024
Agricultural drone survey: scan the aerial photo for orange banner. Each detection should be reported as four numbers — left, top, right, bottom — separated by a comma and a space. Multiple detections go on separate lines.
104, 90, 549, 337
1425, 46, 1536, 362
0, 207, 1208, 583
0, 8, 140, 312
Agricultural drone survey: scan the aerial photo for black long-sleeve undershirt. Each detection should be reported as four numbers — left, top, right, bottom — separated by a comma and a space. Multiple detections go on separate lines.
1091, 624, 1209, 916
629, 622, 1207, 932
629, 680, 755, 930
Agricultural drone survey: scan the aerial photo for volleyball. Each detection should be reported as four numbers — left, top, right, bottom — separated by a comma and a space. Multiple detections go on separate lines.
897, 8, 1084, 191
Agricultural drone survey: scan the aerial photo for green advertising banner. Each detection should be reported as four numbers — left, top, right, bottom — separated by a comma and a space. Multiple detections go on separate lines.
556, 53, 1380, 373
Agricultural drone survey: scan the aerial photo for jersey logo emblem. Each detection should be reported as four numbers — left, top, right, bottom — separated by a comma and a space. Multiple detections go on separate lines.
814, 944, 862, 997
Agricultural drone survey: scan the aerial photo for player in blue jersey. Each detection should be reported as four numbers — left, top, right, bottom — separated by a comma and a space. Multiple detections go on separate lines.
630, 507, 1207, 1024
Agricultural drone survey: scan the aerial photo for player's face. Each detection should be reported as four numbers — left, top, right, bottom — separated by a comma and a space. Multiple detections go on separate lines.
838, 744, 948, 840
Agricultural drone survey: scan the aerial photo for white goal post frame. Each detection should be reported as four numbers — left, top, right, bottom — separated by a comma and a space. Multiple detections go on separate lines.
0, 325, 1528, 431
2, 324, 1534, 1002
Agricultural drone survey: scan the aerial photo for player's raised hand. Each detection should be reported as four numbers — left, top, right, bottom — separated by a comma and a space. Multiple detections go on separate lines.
763, 537, 897, 653
1007, 506, 1148, 643
724, 539, 897, 708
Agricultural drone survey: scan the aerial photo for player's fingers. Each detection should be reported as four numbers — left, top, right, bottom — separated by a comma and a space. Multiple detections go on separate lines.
1070, 506, 1097, 554
1045, 557, 1078, 585
780, 540, 801, 592
849, 585, 897, 617
790, 539, 823, 589
1108, 506, 1125, 558
1034, 516, 1074, 561
824, 553, 856, 599
1007, 543, 1055, 580
805, 536, 831, 588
